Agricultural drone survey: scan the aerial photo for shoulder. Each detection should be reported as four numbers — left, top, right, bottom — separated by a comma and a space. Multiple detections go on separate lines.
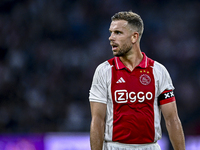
144, 54, 168, 73
94, 58, 114, 77
145, 56, 168, 74
153, 61, 173, 86
96, 58, 114, 72
153, 61, 169, 74
151, 60, 172, 82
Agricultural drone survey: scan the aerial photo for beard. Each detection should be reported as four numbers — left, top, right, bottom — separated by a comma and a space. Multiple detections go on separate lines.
113, 43, 132, 57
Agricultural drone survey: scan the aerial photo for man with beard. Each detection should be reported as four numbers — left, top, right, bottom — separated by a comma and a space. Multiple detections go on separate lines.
89, 11, 185, 150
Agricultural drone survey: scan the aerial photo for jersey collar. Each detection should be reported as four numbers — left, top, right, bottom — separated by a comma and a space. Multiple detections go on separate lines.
114, 52, 148, 70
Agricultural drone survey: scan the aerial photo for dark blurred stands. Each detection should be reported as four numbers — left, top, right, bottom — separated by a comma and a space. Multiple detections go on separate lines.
0, 0, 200, 135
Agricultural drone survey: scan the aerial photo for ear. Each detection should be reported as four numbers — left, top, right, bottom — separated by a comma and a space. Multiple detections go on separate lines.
131, 32, 139, 43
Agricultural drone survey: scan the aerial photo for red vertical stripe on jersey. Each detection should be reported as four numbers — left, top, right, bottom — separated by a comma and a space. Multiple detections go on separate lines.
108, 57, 156, 144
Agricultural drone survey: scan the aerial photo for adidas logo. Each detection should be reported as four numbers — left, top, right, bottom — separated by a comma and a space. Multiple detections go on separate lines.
116, 77, 126, 83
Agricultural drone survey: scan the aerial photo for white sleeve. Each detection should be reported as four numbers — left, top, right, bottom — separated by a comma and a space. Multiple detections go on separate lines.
89, 62, 109, 104
154, 61, 175, 95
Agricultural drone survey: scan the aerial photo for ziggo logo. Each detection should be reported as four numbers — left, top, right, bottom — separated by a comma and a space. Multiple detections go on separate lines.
114, 90, 153, 103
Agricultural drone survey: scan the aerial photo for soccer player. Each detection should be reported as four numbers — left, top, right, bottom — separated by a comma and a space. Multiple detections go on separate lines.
89, 11, 185, 150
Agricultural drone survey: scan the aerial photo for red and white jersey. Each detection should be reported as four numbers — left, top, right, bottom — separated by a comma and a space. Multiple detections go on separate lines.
89, 52, 175, 144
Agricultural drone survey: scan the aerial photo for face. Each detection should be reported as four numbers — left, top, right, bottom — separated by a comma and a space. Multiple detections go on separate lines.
109, 20, 133, 57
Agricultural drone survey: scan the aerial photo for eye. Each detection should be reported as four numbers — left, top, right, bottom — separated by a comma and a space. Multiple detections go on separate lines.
115, 31, 121, 35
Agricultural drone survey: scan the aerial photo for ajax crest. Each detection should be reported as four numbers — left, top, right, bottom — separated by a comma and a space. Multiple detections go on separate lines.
139, 74, 151, 85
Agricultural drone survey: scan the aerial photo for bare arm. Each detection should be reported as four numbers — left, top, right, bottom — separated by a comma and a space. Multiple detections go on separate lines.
161, 101, 185, 150
90, 102, 107, 150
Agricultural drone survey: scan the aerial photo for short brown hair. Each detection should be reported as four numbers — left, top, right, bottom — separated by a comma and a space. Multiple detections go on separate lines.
111, 11, 144, 39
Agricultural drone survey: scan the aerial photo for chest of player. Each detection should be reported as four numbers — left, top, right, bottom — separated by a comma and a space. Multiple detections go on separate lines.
111, 67, 155, 105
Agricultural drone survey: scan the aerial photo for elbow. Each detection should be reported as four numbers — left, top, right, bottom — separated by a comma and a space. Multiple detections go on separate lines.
91, 117, 105, 129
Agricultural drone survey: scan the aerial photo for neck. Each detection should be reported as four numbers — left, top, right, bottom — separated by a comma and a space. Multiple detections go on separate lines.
119, 47, 143, 71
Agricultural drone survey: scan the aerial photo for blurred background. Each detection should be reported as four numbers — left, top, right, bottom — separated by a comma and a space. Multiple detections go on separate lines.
0, 0, 200, 149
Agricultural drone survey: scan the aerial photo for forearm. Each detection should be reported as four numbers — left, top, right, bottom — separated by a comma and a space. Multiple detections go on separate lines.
90, 118, 105, 150
166, 117, 185, 150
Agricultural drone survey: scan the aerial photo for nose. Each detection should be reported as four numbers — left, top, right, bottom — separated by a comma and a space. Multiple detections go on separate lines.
109, 32, 114, 41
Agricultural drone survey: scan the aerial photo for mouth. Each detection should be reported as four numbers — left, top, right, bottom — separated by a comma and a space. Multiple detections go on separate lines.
110, 43, 118, 51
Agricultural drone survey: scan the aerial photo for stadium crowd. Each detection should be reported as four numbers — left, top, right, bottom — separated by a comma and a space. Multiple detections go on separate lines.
0, 0, 200, 136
